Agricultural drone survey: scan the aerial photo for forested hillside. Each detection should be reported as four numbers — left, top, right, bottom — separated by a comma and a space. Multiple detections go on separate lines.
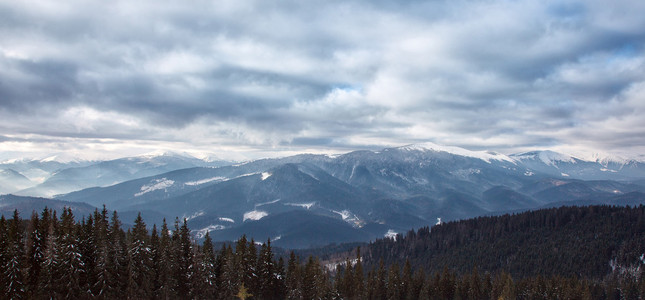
1, 206, 645, 299
363, 205, 645, 279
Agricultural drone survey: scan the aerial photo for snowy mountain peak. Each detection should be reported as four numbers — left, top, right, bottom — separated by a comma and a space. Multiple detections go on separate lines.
397, 142, 515, 163
37, 153, 89, 164
511, 150, 577, 166
137, 150, 197, 159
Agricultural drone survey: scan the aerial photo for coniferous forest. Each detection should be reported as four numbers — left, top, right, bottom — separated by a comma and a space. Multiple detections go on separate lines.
1, 206, 645, 299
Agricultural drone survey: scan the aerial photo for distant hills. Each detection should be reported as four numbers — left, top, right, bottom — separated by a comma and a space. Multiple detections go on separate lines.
2, 144, 645, 248
0, 152, 230, 196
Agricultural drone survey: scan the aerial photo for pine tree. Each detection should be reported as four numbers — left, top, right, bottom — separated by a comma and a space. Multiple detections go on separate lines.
214, 244, 234, 300
354, 247, 365, 299
149, 223, 161, 298
92, 207, 110, 297
401, 259, 413, 300
56, 208, 85, 299
193, 231, 216, 299
38, 210, 59, 297
5, 210, 26, 299
285, 251, 302, 300
126, 213, 153, 299
386, 263, 402, 300
79, 215, 98, 298
24, 211, 44, 297
157, 218, 178, 299
106, 210, 127, 299
174, 218, 194, 297
257, 238, 277, 299
341, 257, 355, 298
0, 215, 9, 297
374, 260, 387, 300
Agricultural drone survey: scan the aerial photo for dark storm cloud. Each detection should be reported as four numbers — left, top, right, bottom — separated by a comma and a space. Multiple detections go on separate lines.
1, 0, 645, 159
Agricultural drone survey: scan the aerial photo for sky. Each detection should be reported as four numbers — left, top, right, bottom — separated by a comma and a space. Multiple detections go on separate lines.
1, 0, 644, 162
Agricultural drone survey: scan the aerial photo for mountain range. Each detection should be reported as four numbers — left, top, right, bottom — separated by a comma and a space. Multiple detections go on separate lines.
2, 143, 645, 249
0, 152, 229, 197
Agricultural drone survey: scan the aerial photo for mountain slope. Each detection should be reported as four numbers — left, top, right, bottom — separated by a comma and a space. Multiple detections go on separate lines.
25, 144, 645, 248
17, 153, 230, 197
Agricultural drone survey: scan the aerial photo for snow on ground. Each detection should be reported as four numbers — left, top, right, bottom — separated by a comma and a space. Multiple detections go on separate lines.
184, 210, 205, 221
285, 202, 315, 209
218, 217, 234, 223
261, 172, 272, 180
385, 229, 398, 240
561, 173, 570, 177
332, 210, 363, 228
185, 176, 226, 186
400, 142, 515, 163
134, 178, 174, 197
333, 210, 352, 220
243, 210, 268, 222
194, 224, 226, 238
255, 199, 281, 208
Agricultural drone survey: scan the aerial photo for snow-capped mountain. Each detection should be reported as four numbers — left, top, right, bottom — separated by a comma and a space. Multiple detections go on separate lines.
510, 150, 645, 180
11, 152, 230, 197
45, 144, 645, 248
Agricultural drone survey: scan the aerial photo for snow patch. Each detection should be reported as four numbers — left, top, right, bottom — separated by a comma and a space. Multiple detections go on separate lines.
286, 202, 315, 209
255, 199, 281, 208
195, 224, 226, 238
243, 210, 268, 222
218, 217, 234, 223
600, 168, 618, 173
385, 229, 398, 240
135, 178, 174, 197
333, 210, 362, 227
184, 211, 204, 221
524, 171, 534, 176
185, 176, 226, 186
513, 150, 576, 166
261, 172, 272, 180
561, 173, 570, 177
400, 142, 515, 163
273, 235, 282, 241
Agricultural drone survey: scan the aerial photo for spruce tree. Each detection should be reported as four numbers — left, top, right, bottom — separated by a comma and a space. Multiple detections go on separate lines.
106, 210, 127, 299
257, 238, 277, 299
126, 213, 153, 299
4, 210, 26, 299
158, 218, 177, 299
24, 211, 44, 298
0, 215, 9, 297
199, 231, 217, 298
92, 207, 110, 297
57, 208, 85, 299
38, 210, 59, 298
386, 263, 401, 300
285, 251, 302, 300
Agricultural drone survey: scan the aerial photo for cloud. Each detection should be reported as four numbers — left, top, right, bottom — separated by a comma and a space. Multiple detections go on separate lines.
1, 0, 645, 160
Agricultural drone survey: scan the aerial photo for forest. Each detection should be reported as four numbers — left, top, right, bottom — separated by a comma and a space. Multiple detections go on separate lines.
1, 205, 644, 299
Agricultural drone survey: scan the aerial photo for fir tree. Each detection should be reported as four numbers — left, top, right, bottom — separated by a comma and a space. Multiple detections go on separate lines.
24, 211, 44, 298
106, 210, 127, 299
5, 210, 26, 299
0, 215, 9, 297
126, 213, 153, 299
285, 251, 302, 300
57, 208, 85, 299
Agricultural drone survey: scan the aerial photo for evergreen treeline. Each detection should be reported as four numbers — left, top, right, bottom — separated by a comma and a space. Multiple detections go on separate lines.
0, 207, 333, 299
363, 205, 645, 280
2, 205, 645, 299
